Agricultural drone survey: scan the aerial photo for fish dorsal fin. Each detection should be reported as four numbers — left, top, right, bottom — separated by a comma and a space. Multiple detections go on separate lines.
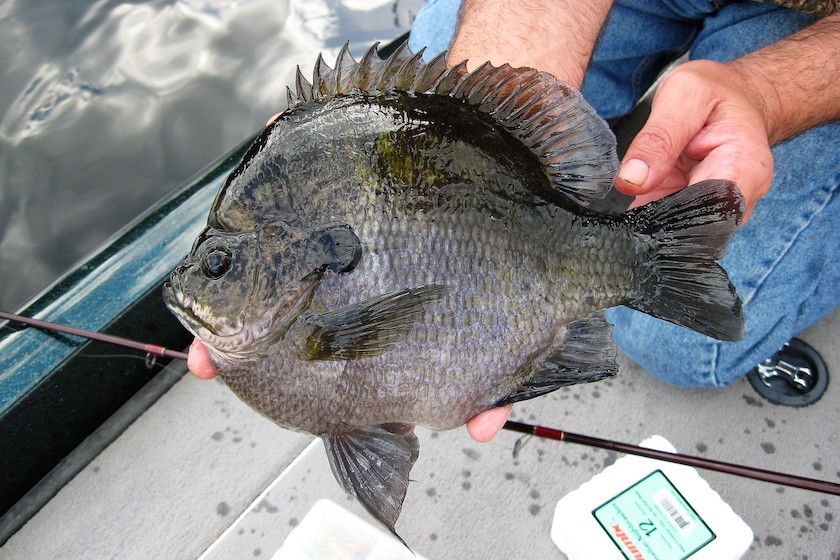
291, 42, 618, 205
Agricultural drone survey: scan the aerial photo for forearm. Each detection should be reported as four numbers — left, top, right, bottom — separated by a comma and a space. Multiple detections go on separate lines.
449, 0, 614, 87
728, 12, 840, 145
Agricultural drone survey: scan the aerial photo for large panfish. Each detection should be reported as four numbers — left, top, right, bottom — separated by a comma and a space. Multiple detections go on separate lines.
163, 43, 744, 539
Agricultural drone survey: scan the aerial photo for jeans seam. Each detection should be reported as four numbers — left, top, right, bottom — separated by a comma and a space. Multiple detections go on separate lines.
742, 181, 836, 308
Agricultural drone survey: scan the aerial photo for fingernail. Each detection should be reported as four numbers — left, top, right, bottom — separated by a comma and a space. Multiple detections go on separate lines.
618, 158, 649, 187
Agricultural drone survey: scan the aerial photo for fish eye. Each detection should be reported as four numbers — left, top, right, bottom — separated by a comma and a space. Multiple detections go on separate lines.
201, 248, 233, 279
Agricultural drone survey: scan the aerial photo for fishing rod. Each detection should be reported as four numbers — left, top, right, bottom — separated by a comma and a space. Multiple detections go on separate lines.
2, 310, 838, 497
503, 421, 840, 496
0, 310, 188, 361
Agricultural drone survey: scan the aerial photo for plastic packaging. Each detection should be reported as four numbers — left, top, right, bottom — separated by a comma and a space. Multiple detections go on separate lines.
273, 499, 427, 560
552, 435, 753, 560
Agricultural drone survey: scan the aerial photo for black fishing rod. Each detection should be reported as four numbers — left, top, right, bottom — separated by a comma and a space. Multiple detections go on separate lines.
2, 310, 838, 497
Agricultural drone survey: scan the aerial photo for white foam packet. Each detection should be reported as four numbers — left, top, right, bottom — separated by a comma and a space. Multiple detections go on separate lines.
552, 435, 753, 560
273, 499, 427, 560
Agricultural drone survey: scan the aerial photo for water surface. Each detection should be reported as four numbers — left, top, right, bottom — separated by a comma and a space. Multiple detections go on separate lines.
0, 0, 420, 311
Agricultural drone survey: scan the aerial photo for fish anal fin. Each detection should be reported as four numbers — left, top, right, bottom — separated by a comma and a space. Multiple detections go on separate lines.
496, 314, 617, 406
302, 285, 449, 360
322, 423, 419, 546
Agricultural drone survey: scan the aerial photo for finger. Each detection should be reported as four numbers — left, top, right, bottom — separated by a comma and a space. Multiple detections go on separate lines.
615, 74, 712, 195
626, 183, 684, 209
466, 405, 513, 443
188, 338, 219, 380
266, 112, 283, 125
681, 134, 773, 223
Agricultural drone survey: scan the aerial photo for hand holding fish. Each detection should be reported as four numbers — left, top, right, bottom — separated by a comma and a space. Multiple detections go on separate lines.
614, 60, 773, 222
187, 339, 218, 380
616, 12, 840, 219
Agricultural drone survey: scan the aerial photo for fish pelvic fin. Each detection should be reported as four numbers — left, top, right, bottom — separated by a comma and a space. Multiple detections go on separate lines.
322, 423, 419, 547
300, 285, 449, 360
625, 179, 745, 342
291, 41, 618, 206
496, 314, 617, 406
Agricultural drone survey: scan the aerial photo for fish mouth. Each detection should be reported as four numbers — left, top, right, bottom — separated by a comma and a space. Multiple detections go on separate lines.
162, 275, 232, 342
162, 270, 322, 356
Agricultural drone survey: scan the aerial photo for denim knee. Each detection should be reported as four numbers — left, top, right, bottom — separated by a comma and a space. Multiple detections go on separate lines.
408, 0, 461, 59
606, 122, 840, 389
605, 307, 747, 388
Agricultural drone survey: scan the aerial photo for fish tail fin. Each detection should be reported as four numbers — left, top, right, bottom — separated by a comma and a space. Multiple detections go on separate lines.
625, 180, 745, 342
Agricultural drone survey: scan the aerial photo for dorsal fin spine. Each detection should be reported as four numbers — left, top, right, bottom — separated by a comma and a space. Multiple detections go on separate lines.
462, 63, 499, 104
434, 61, 470, 96
414, 51, 449, 93
394, 49, 426, 91
283, 43, 618, 205
335, 43, 356, 93
375, 41, 416, 91
449, 61, 492, 100
355, 43, 380, 92
295, 66, 312, 103
313, 53, 332, 98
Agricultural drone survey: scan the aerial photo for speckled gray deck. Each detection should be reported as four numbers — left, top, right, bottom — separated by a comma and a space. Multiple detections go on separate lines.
1, 308, 837, 560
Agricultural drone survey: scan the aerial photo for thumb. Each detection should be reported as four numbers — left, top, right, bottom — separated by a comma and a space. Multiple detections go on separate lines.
188, 338, 219, 380
615, 76, 711, 195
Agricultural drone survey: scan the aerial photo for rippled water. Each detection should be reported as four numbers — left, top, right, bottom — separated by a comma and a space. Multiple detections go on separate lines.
0, 0, 420, 311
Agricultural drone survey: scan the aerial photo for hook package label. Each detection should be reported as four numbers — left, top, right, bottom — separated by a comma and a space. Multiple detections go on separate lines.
592, 469, 715, 560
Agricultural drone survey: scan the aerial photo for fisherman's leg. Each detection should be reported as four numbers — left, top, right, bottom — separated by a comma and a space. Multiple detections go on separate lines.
689, 0, 817, 62
608, 3, 835, 387
581, 0, 720, 117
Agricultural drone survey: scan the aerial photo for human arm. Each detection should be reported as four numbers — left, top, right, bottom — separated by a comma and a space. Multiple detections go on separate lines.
615, 12, 840, 218
449, 0, 614, 88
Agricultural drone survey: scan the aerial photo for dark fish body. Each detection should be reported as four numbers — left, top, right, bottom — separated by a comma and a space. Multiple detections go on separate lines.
163, 43, 744, 540
213, 95, 634, 434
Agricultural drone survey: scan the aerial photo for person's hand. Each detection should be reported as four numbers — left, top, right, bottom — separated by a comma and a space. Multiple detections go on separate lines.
187, 338, 218, 380
465, 404, 512, 442
187, 338, 513, 442
614, 59, 774, 220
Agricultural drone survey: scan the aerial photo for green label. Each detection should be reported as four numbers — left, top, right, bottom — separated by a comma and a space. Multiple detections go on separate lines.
592, 470, 715, 560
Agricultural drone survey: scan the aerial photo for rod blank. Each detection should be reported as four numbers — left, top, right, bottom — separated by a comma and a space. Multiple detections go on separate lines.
504, 420, 840, 496
0, 310, 189, 361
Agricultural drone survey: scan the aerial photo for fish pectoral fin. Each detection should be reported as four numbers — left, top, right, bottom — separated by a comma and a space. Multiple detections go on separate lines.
301, 285, 449, 360
322, 423, 419, 546
496, 313, 618, 405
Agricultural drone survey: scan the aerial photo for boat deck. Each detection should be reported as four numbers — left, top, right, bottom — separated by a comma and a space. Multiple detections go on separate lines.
2, 308, 837, 559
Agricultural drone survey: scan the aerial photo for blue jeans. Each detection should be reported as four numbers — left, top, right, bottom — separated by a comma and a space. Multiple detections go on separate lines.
409, 0, 840, 387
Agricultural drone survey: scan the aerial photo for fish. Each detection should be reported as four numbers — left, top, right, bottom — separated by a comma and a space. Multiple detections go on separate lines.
162, 42, 745, 541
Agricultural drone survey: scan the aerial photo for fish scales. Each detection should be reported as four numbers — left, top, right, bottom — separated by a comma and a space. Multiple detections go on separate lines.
164, 43, 744, 543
